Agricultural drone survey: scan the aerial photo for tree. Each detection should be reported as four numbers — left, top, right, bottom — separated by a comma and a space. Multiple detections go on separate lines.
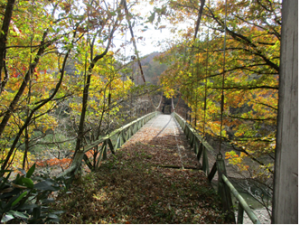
0, 0, 139, 174
0, 0, 79, 171
156, 0, 280, 192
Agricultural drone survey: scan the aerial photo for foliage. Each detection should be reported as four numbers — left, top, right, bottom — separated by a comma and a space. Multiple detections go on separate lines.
0, 0, 156, 176
154, 0, 280, 183
0, 164, 66, 223
0, 149, 35, 171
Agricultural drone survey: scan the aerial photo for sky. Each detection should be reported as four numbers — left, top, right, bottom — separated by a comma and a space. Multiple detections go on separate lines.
111, 0, 194, 61
111, 4, 168, 60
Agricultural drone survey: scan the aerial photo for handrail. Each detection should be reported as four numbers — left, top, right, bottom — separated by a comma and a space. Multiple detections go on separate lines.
172, 112, 261, 224
57, 111, 160, 178
173, 112, 216, 154
222, 174, 260, 224
81, 111, 159, 153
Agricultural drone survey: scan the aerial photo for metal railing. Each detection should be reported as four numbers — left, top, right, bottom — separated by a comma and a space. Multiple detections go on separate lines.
84, 111, 160, 166
58, 111, 160, 178
173, 112, 260, 224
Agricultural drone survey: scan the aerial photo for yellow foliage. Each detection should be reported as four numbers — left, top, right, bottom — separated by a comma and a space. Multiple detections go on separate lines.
0, 149, 35, 171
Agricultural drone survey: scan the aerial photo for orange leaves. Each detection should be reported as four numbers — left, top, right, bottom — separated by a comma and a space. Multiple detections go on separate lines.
225, 151, 249, 171
234, 130, 244, 137
207, 121, 220, 135
35, 158, 72, 169
31, 149, 102, 173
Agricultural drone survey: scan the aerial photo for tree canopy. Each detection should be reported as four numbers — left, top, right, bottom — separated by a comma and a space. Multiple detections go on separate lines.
154, 0, 280, 182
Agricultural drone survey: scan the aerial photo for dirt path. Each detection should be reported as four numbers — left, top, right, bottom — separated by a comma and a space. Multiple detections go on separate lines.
55, 114, 225, 223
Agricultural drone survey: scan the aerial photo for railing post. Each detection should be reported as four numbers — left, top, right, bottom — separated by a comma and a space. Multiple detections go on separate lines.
237, 203, 244, 224
208, 162, 217, 182
115, 135, 121, 150
197, 143, 203, 161
216, 153, 235, 223
102, 141, 107, 160
120, 131, 125, 145
194, 141, 198, 155
107, 139, 115, 154
83, 154, 93, 170
202, 148, 209, 175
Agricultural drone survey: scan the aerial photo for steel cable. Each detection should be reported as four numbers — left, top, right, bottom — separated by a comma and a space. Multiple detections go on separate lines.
218, 0, 228, 154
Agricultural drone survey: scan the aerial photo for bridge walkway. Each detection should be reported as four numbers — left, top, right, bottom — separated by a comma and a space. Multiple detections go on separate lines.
127, 114, 200, 170
57, 114, 224, 223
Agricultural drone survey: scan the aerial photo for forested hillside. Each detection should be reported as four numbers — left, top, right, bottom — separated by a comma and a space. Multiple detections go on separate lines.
131, 52, 168, 85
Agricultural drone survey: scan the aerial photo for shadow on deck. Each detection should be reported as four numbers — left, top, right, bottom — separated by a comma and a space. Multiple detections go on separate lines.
54, 114, 225, 223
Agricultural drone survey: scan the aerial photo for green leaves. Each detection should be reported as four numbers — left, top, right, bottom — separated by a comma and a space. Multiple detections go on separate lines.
11, 191, 28, 207
20, 178, 34, 189
0, 162, 67, 224
148, 12, 156, 23
63, 36, 70, 43
26, 164, 35, 178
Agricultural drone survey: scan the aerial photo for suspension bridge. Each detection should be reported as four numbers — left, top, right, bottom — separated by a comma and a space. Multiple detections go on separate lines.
52, 98, 262, 223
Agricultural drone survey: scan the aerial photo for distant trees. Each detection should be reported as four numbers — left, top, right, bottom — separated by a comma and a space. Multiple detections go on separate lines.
133, 52, 168, 85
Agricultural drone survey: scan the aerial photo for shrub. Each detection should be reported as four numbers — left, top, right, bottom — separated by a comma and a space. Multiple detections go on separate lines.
0, 164, 67, 223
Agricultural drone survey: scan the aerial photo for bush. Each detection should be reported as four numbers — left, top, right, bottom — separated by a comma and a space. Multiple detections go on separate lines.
0, 164, 67, 223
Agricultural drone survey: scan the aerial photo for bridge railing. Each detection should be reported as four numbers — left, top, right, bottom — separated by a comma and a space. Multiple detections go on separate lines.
173, 112, 260, 224
58, 111, 160, 178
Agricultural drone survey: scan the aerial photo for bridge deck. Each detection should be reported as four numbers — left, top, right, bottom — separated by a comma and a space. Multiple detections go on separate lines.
128, 114, 201, 169
57, 114, 224, 223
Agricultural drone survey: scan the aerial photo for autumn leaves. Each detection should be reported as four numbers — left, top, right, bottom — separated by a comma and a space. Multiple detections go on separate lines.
156, 0, 280, 180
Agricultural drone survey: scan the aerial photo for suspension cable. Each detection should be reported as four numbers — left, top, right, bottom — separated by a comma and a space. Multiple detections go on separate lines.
203, 0, 210, 137
174, 93, 182, 112
218, 0, 228, 154
155, 93, 163, 110
203, 29, 209, 137
122, 30, 126, 121
193, 0, 206, 127
171, 97, 175, 111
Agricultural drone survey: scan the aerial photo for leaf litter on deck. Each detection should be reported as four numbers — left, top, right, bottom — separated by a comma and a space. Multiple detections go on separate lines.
54, 120, 226, 224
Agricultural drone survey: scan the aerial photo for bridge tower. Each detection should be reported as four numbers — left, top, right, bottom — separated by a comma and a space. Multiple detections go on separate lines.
272, 1, 298, 223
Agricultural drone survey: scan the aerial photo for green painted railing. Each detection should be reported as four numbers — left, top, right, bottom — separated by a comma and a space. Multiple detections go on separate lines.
173, 112, 260, 224
58, 111, 160, 178
84, 111, 160, 167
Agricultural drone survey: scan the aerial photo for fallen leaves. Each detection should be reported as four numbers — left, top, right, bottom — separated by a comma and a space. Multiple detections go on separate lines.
54, 116, 225, 224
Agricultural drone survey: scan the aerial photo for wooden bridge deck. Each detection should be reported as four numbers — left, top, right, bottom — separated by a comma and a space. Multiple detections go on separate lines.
56, 114, 225, 223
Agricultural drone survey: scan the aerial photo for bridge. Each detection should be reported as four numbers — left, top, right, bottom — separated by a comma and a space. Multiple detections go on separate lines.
55, 108, 261, 224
